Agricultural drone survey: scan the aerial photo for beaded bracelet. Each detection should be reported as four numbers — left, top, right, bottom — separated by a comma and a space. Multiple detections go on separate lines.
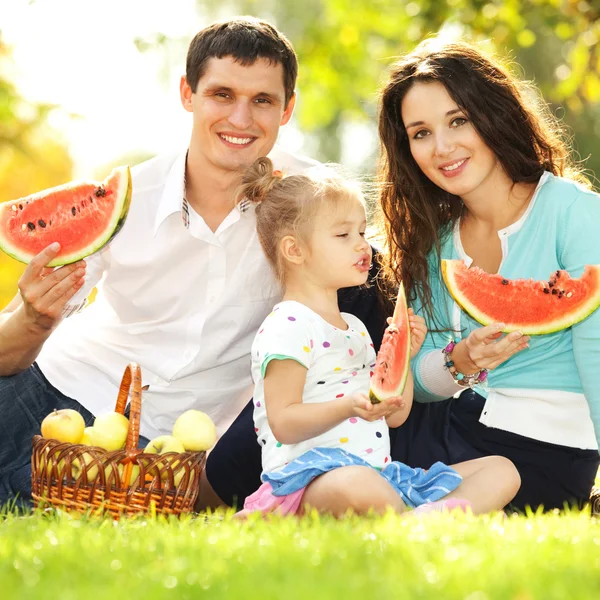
442, 340, 488, 387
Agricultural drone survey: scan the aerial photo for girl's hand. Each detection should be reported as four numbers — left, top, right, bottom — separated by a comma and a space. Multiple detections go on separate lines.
348, 392, 404, 422
457, 323, 530, 372
408, 308, 427, 358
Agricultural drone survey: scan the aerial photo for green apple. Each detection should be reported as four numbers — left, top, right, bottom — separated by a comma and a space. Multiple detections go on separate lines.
41, 409, 85, 444
80, 427, 94, 446
89, 412, 129, 451
70, 452, 99, 481
116, 463, 141, 487
172, 410, 217, 451
144, 435, 185, 485
145, 435, 185, 455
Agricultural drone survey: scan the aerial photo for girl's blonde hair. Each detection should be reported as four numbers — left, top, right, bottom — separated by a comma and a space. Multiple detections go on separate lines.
238, 157, 362, 282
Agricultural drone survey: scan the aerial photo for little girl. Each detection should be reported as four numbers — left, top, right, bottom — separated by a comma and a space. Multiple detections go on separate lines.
236, 157, 520, 517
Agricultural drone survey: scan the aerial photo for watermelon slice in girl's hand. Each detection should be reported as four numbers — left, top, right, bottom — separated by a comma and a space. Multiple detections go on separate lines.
0, 166, 131, 267
442, 259, 600, 335
369, 282, 411, 404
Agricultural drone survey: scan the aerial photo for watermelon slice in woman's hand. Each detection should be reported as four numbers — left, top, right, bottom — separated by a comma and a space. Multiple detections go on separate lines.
442, 259, 600, 335
0, 166, 131, 267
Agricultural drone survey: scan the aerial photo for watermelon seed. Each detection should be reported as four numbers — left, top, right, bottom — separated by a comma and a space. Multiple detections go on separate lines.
21, 224, 26, 231
71, 207, 76, 216
551, 289, 558, 295
89, 196, 93, 203
566, 292, 573, 298
501, 279, 508, 285
94, 186, 106, 197
27, 222, 35, 230
37, 220, 46, 228
543, 288, 550, 294
18, 204, 23, 210
11, 205, 17, 212
548, 282, 554, 287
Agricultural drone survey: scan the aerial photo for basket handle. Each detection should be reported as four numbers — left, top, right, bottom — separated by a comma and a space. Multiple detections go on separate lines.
114, 362, 142, 454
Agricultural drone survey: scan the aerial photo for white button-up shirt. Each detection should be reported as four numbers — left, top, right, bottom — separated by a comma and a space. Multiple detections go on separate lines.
37, 146, 319, 440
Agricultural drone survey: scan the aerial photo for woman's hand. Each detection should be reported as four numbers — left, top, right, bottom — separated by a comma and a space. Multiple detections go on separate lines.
453, 322, 530, 373
385, 308, 427, 358
347, 392, 404, 422
408, 309, 427, 358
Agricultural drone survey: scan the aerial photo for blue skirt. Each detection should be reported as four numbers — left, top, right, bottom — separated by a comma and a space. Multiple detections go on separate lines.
262, 447, 462, 508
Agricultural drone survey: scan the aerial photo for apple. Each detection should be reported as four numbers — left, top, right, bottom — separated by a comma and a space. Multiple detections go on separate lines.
118, 463, 141, 487
144, 435, 185, 486
145, 435, 185, 455
88, 412, 129, 451
70, 452, 99, 481
40, 409, 85, 444
172, 410, 217, 451
80, 427, 94, 446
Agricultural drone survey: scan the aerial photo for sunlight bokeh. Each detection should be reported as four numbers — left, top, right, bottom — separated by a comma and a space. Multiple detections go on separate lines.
1, 0, 202, 176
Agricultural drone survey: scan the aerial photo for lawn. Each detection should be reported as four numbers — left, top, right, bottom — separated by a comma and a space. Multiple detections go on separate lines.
1, 507, 599, 600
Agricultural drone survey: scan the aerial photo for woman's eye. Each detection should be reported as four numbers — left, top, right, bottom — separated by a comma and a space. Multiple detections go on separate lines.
359, 232, 366, 237
336, 233, 349, 238
413, 129, 429, 139
451, 117, 467, 127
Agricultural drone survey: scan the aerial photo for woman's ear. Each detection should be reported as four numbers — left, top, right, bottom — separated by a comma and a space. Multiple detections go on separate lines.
280, 235, 304, 265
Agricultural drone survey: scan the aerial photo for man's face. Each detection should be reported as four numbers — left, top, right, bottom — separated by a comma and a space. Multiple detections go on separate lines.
181, 56, 295, 174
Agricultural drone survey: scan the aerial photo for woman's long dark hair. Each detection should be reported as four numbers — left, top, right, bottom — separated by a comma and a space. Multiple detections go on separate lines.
377, 39, 587, 327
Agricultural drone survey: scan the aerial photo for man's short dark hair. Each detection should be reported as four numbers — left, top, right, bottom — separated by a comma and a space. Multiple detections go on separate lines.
186, 17, 298, 105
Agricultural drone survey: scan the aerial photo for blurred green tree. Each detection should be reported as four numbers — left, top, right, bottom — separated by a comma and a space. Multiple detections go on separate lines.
181, 0, 599, 179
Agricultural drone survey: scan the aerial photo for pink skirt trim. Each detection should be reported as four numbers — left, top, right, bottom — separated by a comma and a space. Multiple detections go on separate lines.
235, 482, 306, 517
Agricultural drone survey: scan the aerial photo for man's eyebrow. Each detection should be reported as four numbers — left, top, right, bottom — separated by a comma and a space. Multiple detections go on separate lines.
405, 108, 463, 130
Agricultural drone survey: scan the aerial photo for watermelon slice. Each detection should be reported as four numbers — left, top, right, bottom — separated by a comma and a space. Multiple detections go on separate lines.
0, 166, 131, 267
369, 282, 411, 403
442, 259, 600, 335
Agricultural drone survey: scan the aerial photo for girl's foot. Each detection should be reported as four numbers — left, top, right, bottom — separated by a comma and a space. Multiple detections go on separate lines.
409, 498, 471, 516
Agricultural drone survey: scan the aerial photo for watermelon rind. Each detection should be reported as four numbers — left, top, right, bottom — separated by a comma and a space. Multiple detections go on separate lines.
441, 259, 600, 335
0, 166, 132, 267
369, 282, 411, 403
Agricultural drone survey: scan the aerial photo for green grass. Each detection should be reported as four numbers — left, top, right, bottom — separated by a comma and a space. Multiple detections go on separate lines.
1, 508, 599, 600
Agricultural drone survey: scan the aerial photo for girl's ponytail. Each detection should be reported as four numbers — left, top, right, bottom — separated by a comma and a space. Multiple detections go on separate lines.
239, 157, 283, 204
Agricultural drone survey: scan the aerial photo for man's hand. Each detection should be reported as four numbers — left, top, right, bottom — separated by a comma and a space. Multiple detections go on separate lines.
17, 243, 86, 331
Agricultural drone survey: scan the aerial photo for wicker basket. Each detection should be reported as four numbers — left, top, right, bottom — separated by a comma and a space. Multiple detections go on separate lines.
591, 486, 600, 517
31, 363, 206, 518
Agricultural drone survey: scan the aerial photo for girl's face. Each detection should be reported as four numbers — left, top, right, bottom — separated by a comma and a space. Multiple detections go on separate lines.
401, 81, 500, 201
303, 196, 372, 291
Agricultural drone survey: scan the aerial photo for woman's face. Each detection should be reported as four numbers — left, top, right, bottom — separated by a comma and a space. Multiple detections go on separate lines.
401, 81, 500, 200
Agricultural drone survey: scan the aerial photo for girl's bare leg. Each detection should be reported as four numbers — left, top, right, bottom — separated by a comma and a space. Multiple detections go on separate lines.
444, 455, 521, 514
300, 466, 407, 517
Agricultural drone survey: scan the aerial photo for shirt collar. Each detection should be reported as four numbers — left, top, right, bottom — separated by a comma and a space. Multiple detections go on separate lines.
153, 151, 187, 236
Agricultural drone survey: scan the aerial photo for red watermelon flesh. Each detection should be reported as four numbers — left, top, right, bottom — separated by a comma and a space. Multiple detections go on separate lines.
0, 166, 131, 267
369, 282, 411, 403
442, 259, 600, 335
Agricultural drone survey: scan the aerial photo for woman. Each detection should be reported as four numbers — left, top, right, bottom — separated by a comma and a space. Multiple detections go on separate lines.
377, 39, 600, 511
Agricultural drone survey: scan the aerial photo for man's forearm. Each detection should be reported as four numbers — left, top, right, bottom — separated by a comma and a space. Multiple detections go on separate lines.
0, 306, 53, 376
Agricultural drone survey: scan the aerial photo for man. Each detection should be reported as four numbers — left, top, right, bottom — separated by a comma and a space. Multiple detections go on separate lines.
0, 17, 387, 510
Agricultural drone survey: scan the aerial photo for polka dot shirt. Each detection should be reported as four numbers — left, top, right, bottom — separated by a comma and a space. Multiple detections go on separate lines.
251, 300, 391, 474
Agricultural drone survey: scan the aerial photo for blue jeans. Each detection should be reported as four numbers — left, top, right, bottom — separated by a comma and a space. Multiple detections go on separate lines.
0, 363, 149, 511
